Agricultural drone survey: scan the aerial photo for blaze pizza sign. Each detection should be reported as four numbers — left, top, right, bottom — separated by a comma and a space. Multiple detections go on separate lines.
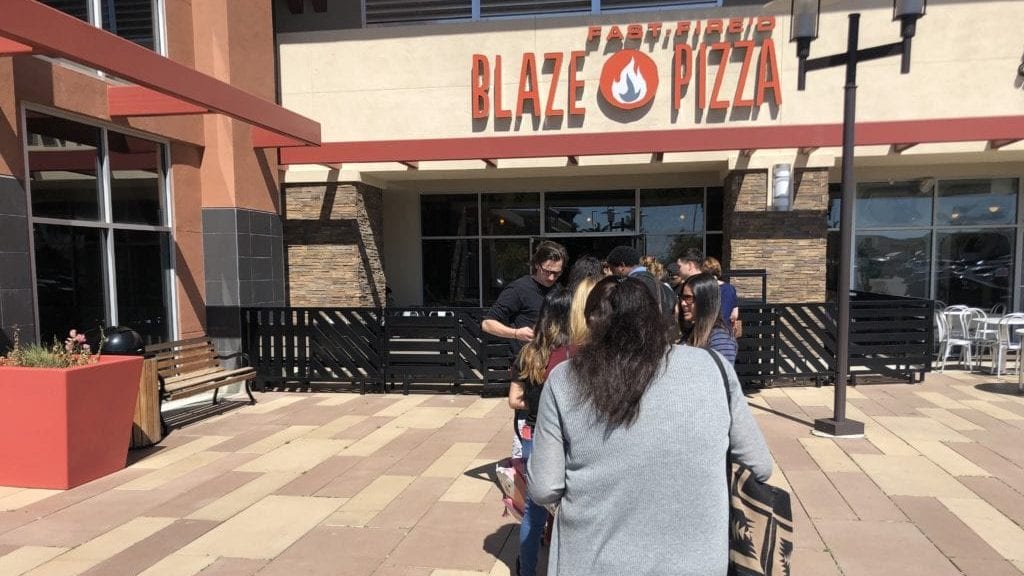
471, 17, 783, 122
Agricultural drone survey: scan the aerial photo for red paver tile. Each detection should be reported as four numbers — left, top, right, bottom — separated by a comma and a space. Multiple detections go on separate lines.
315, 456, 401, 498
386, 438, 461, 477
792, 549, 842, 576
336, 417, 399, 441
815, 519, 962, 576
764, 395, 816, 420
195, 557, 268, 576
207, 424, 290, 452
388, 520, 514, 573
892, 495, 1006, 561
833, 437, 884, 455
146, 471, 262, 517
953, 409, 1019, 434
275, 455, 362, 496
962, 427, 1024, 467
421, 395, 479, 408
375, 428, 435, 459
344, 397, 407, 416
848, 397, 898, 417
256, 525, 406, 576
371, 566, 434, 576
951, 557, 1024, 576
368, 477, 453, 530
269, 404, 352, 426
958, 477, 1024, 528
770, 438, 823, 472
431, 417, 507, 444
784, 470, 857, 520
0, 489, 163, 547
14, 467, 151, 518
78, 518, 217, 576
825, 471, 906, 521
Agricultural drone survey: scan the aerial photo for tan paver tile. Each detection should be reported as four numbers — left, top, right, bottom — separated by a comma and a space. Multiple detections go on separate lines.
824, 472, 906, 522
22, 559, 95, 576
784, 470, 857, 520
915, 391, 969, 410
314, 456, 400, 498
441, 460, 501, 503
904, 439, 991, 477
61, 517, 175, 561
236, 426, 317, 454
131, 436, 232, 469
117, 452, 225, 491
0, 546, 68, 576
916, 407, 984, 431
815, 519, 962, 576
316, 394, 360, 406
325, 475, 414, 527
343, 426, 407, 457
388, 523, 515, 573
235, 438, 351, 473
177, 495, 345, 559
423, 443, 487, 478
374, 396, 429, 417
960, 400, 1024, 422
274, 456, 361, 497
431, 571, 489, 576
784, 386, 865, 407
186, 472, 302, 522
862, 421, 919, 456
391, 407, 463, 429
237, 396, 306, 414
959, 477, 1024, 528
146, 471, 262, 518
894, 495, 1010, 562
798, 438, 860, 473
940, 497, 1024, 561
187, 558, 267, 576
791, 549, 842, 576
305, 415, 366, 439
0, 491, 61, 512
368, 477, 454, 530
136, 554, 216, 576
850, 454, 975, 498
458, 398, 501, 419
1013, 560, 1024, 574
950, 558, 1024, 576
873, 416, 972, 442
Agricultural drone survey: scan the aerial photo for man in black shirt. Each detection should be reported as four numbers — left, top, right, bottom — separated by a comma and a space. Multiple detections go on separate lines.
607, 245, 678, 335
482, 240, 568, 349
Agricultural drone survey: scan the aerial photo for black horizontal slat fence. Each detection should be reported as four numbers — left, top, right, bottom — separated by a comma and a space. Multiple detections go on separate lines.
242, 291, 933, 394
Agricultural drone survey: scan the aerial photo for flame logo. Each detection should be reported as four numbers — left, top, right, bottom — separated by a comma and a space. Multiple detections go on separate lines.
611, 57, 647, 105
599, 50, 658, 111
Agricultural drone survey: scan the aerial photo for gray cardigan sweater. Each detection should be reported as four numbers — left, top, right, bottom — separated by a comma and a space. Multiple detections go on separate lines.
527, 344, 773, 576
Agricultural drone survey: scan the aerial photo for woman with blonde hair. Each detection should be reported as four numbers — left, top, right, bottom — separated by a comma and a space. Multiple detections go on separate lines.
569, 275, 598, 346
639, 255, 665, 282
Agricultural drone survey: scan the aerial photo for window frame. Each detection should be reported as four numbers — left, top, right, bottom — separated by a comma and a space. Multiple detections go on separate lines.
21, 103, 178, 343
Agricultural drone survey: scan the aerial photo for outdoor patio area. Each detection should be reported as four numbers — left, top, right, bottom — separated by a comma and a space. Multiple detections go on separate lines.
1, 370, 1023, 576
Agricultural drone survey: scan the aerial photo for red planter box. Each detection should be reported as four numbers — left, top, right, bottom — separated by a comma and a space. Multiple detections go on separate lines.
0, 355, 143, 489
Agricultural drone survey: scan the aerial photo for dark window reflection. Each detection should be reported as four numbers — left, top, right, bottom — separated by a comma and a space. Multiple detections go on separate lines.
546, 190, 634, 233
827, 184, 841, 229
115, 230, 171, 343
27, 112, 101, 220
102, 0, 156, 49
936, 179, 1018, 227
38, 0, 89, 21
34, 224, 106, 344
857, 181, 933, 228
855, 230, 931, 298
826, 230, 840, 301
706, 187, 724, 232
705, 233, 723, 263
935, 229, 1014, 309
422, 239, 479, 306
644, 234, 702, 266
482, 193, 539, 236
482, 239, 530, 305
422, 194, 478, 237
640, 188, 704, 234
109, 133, 163, 225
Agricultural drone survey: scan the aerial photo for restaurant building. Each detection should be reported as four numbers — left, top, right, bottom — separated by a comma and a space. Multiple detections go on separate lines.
275, 0, 1024, 312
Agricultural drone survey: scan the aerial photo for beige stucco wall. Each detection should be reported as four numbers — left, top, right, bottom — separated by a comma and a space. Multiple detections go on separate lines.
278, 1, 1024, 144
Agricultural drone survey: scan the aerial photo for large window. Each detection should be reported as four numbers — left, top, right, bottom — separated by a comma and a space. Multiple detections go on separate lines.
421, 188, 723, 306
364, 0, 719, 25
27, 110, 173, 344
39, 0, 162, 52
829, 178, 1019, 309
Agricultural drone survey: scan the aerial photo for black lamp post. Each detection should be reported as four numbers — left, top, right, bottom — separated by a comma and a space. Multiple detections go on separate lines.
792, 0, 926, 437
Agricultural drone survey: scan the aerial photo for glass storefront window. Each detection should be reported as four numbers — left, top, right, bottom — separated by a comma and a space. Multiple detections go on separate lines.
40, 0, 159, 51
639, 188, 704, 234
421, 194, 478, 237
936, 179, 1017, 227
856, 180, 933, 228
110, 133, 164, 225
546, 190, 634, 234
935, 229, 1014, 309
115, 230, 171, 343
27, 113, 102, 221
422, 239, 479, 306
482, 193, 539, 236
644, 234, 703, 266
482, 239, 530, 305
33, 224, 106, 344
855, 230, 931, 299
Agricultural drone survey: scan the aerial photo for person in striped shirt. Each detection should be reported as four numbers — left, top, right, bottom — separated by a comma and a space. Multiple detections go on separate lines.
679, 272, 738, 364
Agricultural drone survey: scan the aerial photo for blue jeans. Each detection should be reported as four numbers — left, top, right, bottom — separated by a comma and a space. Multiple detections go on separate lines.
519, 437, 549, 576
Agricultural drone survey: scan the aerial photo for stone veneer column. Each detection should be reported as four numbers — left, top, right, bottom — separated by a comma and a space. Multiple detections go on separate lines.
723, 168, 829, 303
0, 176, 35, 351
283, 183, 386, 307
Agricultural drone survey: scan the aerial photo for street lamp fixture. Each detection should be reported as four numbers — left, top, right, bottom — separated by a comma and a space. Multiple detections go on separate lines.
791, 1, 925, 438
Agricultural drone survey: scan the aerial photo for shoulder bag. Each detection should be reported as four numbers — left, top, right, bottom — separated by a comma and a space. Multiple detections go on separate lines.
709, 351, 795, 576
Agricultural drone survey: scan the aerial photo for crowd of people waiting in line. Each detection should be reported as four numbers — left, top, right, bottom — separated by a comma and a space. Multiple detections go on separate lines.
482, 241, 772, 576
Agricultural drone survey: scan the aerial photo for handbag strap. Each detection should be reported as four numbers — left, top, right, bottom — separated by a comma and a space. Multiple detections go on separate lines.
708, 349, 732, 426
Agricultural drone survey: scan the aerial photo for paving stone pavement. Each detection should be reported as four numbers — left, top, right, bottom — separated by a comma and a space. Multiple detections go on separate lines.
1, 370, 1023, 575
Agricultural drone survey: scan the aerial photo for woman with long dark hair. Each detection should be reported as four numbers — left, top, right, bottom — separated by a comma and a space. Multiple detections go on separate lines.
680, 272, 738, 364
528, 276, 771, 576
507, 286, 573, 576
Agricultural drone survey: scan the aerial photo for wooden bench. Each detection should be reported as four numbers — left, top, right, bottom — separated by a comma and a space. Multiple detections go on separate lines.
146, 337, 257, 433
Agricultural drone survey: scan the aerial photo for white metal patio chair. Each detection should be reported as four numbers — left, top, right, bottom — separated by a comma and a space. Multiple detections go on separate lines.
937, 309, 974, 372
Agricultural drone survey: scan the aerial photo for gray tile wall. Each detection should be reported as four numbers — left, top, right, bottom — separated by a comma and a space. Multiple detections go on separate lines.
0, 176, 35, 352
203, 208, 285, 358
